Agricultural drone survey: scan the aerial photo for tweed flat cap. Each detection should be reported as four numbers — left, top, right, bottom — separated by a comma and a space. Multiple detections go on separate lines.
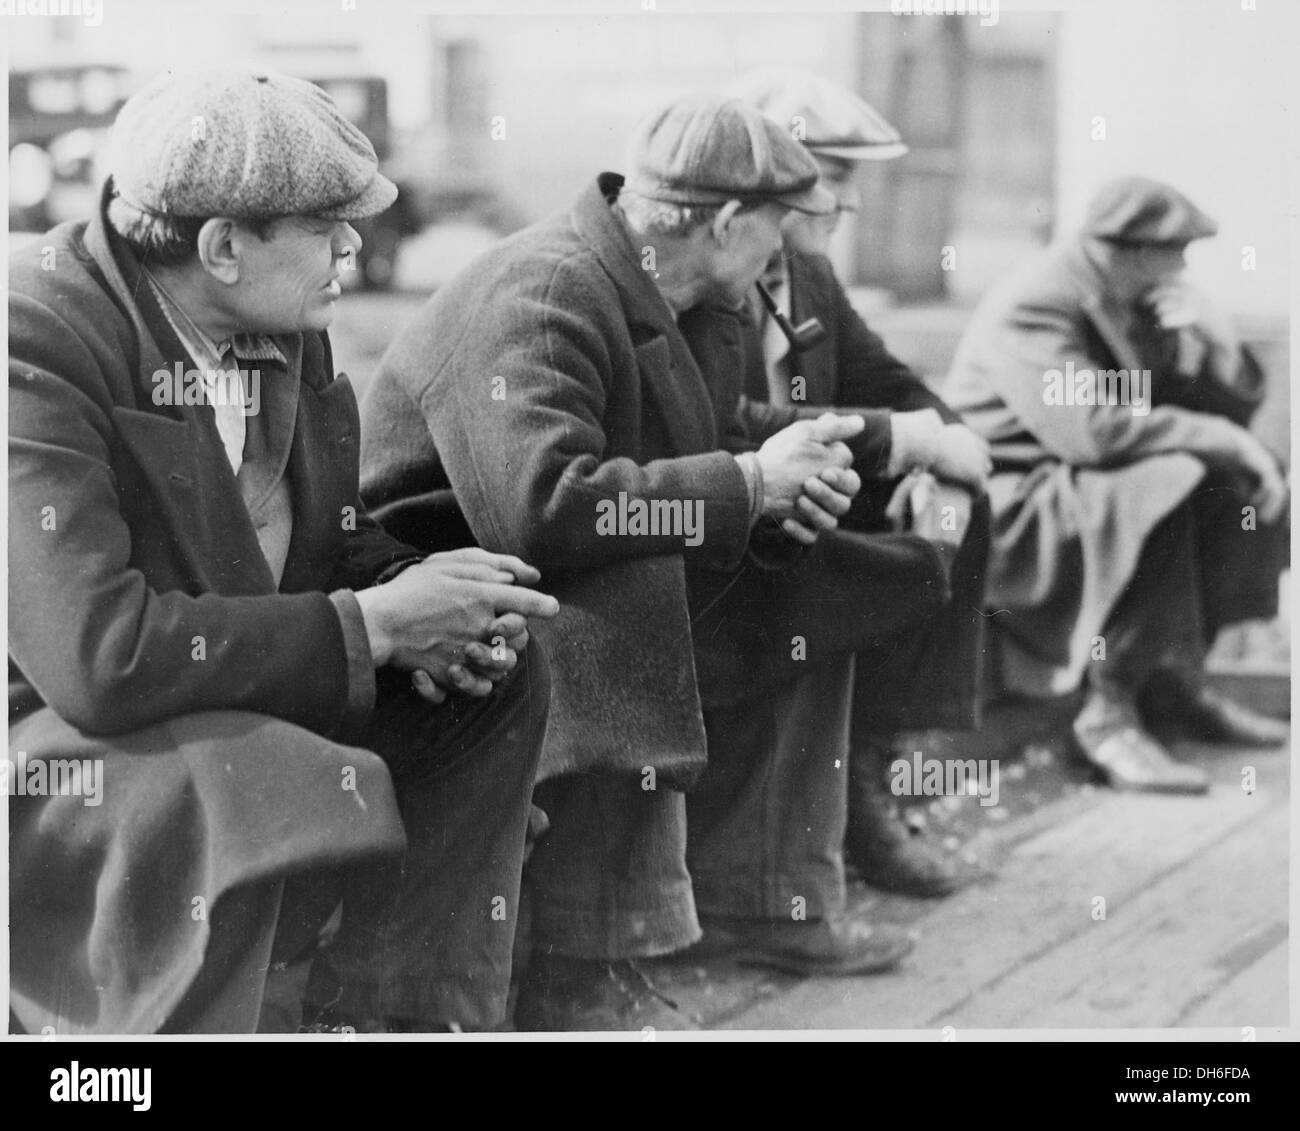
625, 95, 836, 215
729, 67, 908, 161
107, 70, 397, 221
1083, 177, 1218, 246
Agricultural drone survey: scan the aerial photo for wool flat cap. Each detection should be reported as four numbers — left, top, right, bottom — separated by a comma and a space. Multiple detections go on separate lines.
1083, 177, 1218, 246
729, 67, 908, 161
625, 95, 836, 215
107, 69, 397, 221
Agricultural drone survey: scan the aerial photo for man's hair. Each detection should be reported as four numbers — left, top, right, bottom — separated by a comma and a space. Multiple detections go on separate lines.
106, 191, 280, 267
618, 189, 725, 238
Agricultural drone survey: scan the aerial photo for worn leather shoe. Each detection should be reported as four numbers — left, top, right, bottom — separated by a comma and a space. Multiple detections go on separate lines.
513, 953, 698, 1032
1073, 719, 1209, 795
847, 804, 964, 898
1141, 671, 1289, 748
846, 739, 967, 898
699, 912, 915, 977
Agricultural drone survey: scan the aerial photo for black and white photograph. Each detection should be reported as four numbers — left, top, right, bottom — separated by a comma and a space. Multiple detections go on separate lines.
2, 0, 1294, 1082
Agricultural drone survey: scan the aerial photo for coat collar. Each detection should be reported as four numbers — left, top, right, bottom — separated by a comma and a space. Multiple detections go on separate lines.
84, 179, 350, 595
570, 173, 720, 454
1058, 242, 1146, 373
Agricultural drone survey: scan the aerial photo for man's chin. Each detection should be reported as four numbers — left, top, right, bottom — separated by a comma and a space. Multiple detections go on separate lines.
302, 303, 339, 332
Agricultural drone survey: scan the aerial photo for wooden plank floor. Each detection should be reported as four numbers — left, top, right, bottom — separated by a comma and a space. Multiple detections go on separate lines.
646, 738, 1289, 1031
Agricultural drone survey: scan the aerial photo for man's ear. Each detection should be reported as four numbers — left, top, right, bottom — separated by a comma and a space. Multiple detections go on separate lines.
711, 199, 746, 246
194, 218, 241, 284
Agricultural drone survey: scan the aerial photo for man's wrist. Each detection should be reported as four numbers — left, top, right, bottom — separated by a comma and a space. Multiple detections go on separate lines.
887, 412, 937, 477
352, 586, 394, 667
734, 451, 766, 526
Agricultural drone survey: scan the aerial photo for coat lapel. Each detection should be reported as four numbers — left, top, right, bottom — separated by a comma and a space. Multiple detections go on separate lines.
83, 179, 279, 595
279, 334, 359, 594
111, 406, 277, 594
1062, 246, 1145, 373
571, 175, 719, 456
786, 256, 837, 402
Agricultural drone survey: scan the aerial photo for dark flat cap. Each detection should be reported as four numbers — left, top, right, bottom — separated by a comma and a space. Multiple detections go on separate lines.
1083, 177, 1218, 246
729, 67, 908, 161
107, 70, 397, 221
625, 95, 835, 215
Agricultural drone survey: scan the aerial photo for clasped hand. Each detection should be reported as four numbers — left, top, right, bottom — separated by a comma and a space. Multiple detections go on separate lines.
755, 412, 865, 545
354, 548, 560, 704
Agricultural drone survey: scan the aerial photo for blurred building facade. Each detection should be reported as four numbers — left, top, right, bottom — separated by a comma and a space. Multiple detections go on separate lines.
6, 2, 1290, 320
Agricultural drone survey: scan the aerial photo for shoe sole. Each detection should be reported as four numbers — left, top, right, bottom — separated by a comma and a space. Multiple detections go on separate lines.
1103, 773, 1210, 796
858, 869, 963, 899
730, 941, 913, 978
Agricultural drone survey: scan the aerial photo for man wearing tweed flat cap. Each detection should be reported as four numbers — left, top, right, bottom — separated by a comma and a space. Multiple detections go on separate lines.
947, 176, 1288, 793
108, 70, 399, 223
361, 94, 936, 1030
9, 69, 558, 1034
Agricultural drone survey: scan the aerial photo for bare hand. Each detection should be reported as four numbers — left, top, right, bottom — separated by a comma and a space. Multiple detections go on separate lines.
1235, 434, 1289, 526
784, 464, 862, 545
929, 423, 991, 490
1148, 281, 1239, 356
355, 552, 558, 703
755, 412, 864, 531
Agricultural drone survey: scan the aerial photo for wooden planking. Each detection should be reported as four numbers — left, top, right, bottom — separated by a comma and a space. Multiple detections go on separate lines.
721, 745, 1287, 1030
943, 806, 1288, 1028
1176, 939, 1289, 1028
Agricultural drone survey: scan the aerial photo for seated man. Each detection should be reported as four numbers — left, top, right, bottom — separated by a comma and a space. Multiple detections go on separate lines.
945, 177, 1288, 793
7, 70, 557, 1035
360, 95, 941, 1030
695, 68, 993, 901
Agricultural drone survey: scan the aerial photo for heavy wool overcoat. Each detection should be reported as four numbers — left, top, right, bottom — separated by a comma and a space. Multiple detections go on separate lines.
7, 184, 413, 1033
944, 241, 1267, 695
361, 175, 947, 786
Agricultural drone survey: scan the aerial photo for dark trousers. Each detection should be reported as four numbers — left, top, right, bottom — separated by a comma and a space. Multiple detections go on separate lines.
852, 490, 990, 734
525, 775, 700, 959
689, 657, 855, 919
686, 493, 990, 923
1090, 465, 1285, 696
165, 643, 550, 1032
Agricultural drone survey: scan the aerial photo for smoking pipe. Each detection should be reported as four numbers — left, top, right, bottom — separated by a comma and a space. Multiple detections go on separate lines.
755, 279, 828, 351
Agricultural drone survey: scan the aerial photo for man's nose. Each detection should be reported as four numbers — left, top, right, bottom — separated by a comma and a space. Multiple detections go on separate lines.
336, 222, 363, 257
836, 184, 862, 215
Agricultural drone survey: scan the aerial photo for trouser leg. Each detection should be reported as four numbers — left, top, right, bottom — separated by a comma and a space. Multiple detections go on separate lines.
687, 656, 853, 921
159, 881, 285, 1033
307, 641, 550, 1029
526, 774, 699, 959
1186, 465, 1286, 645
1089, 496, 1205, 698
852, 491, 991, 734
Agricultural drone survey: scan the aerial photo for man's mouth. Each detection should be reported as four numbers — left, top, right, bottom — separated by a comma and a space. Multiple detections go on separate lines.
322, 278, 342, 298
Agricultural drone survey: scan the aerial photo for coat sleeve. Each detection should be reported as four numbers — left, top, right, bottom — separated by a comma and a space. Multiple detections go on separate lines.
418, 258, 754, 578
973, 293, 1255, 471
829, 269, 959, 423
755, 264, 930, 476
8, 292, 363, 738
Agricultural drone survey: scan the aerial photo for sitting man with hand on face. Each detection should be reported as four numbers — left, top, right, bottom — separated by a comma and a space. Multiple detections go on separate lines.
361, 95, 950, 1030
694, 68, 993, 902
945, 177, 1288, 793
8, 70, 557, 1036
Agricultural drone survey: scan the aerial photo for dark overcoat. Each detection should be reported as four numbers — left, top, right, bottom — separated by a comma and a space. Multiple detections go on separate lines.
944, 241, 1267, 695
361, 175, 946, 785
7, 184, 414, 1032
